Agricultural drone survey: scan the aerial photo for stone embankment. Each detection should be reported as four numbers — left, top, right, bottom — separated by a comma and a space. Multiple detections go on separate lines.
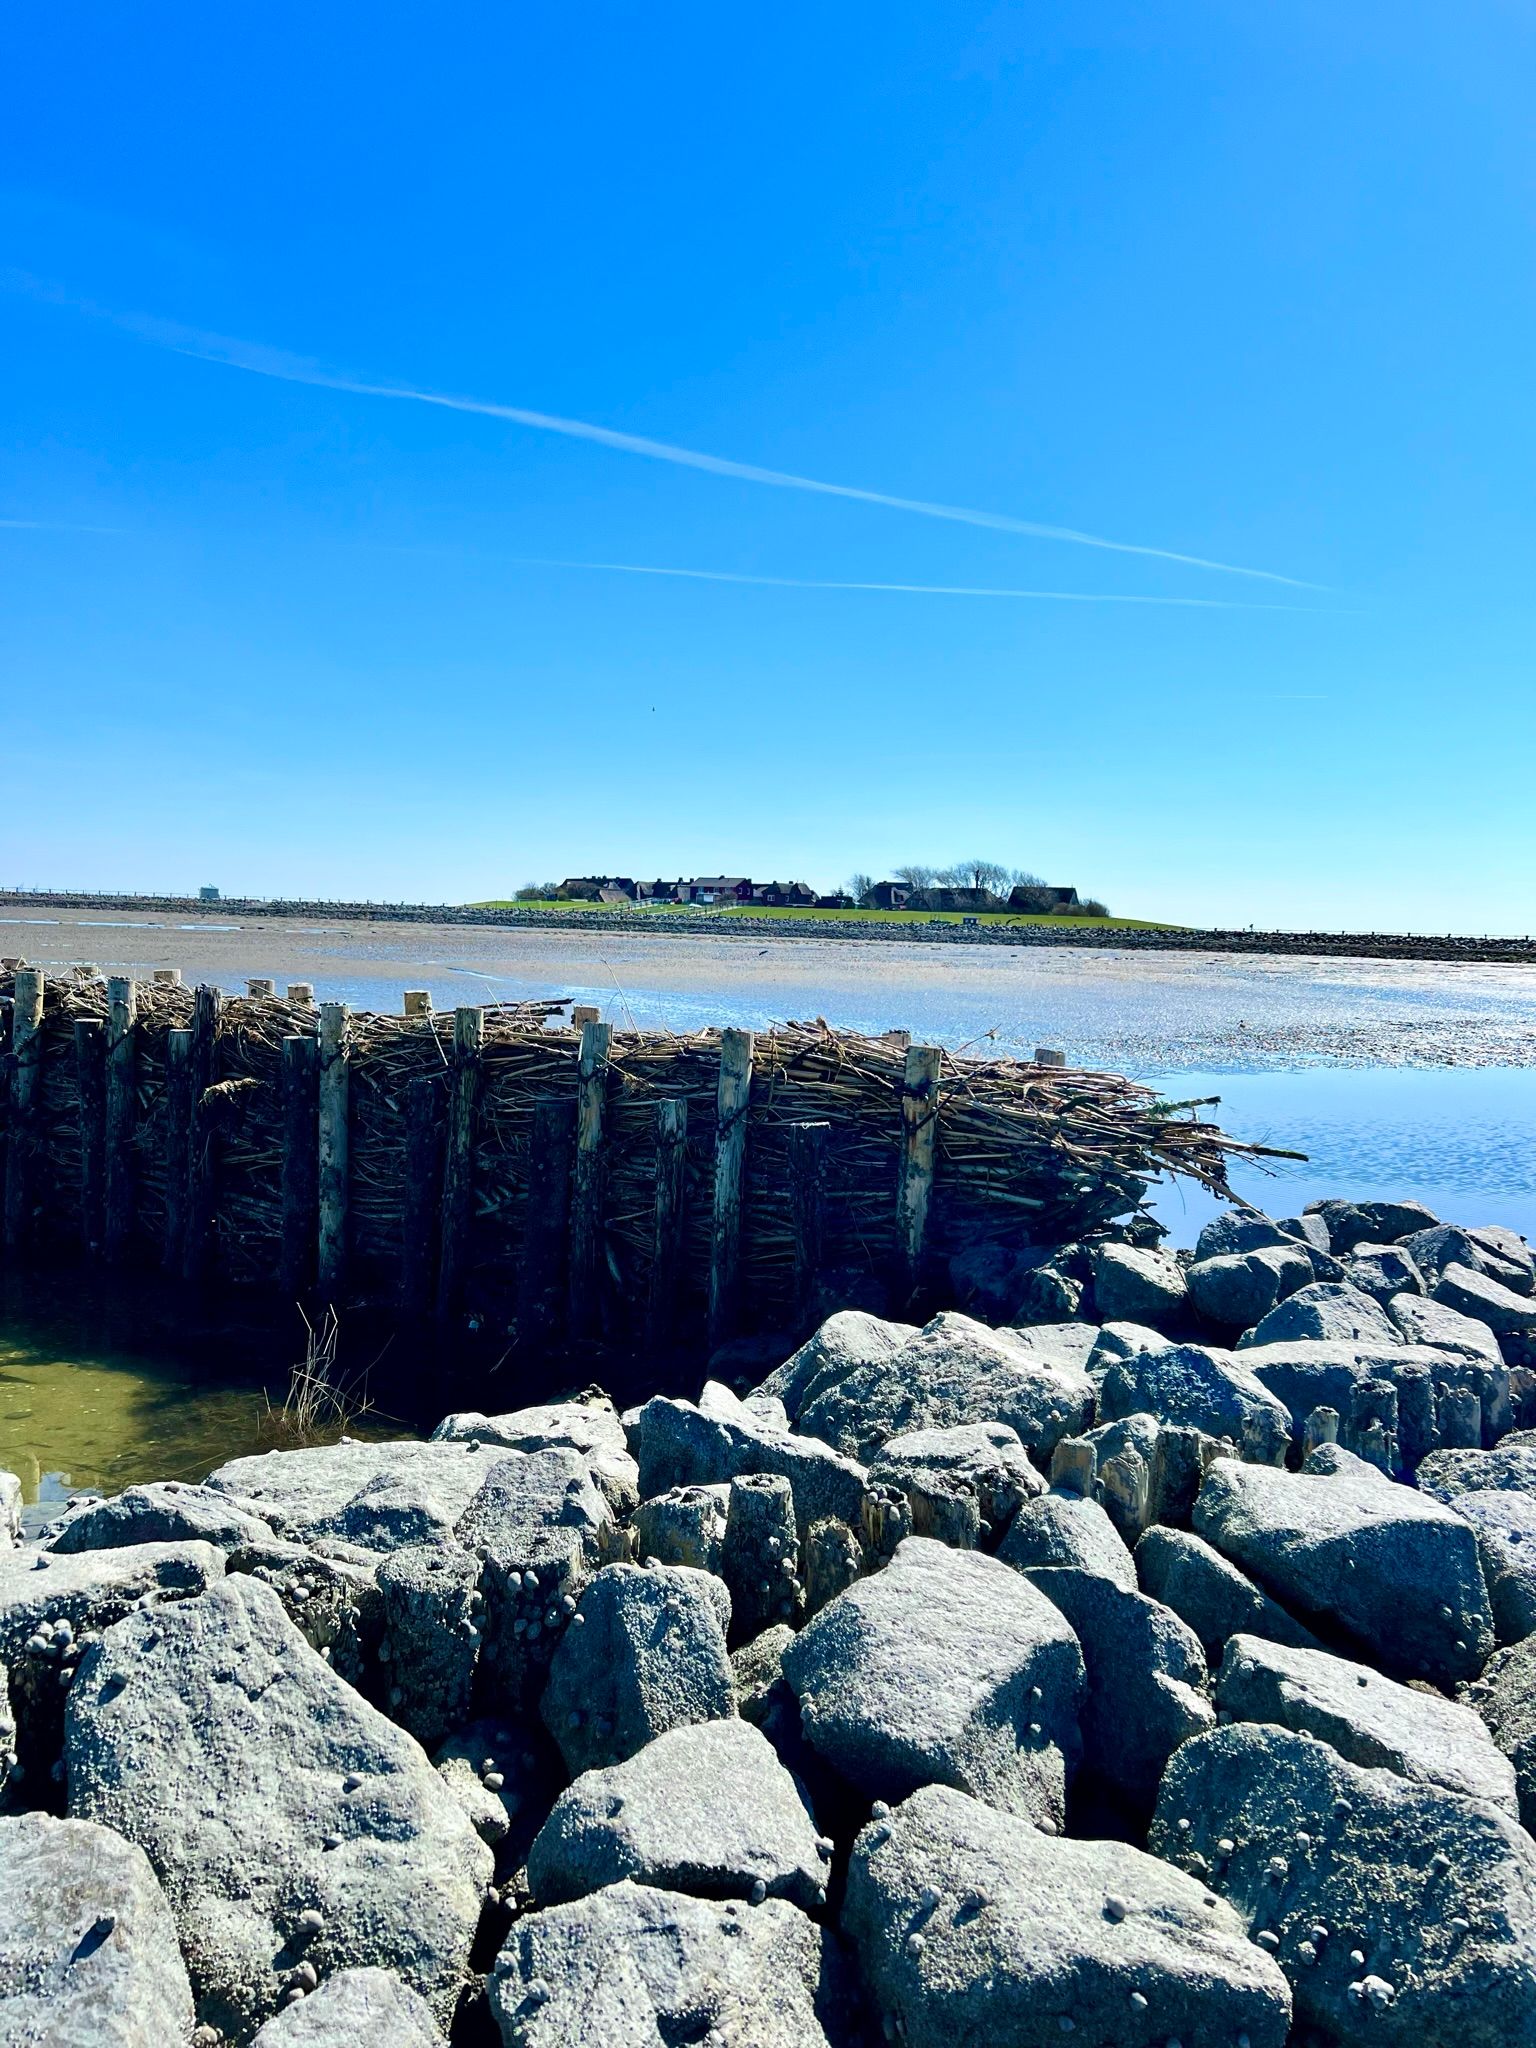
6, 1194, 1536, 2041
6, 890, 1534, 964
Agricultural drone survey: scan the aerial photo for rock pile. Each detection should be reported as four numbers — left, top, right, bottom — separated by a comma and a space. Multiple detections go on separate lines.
4, 1193, 1536, 2044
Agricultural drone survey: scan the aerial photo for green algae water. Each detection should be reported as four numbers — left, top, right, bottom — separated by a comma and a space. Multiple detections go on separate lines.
0, 1275, 414, 1509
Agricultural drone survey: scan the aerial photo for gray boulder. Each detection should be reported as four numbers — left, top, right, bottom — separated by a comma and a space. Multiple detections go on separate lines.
783, 1536, 1084, 1825
630, 1483, 728, 1571
456, 1447, 617, 1713
842, 1782, 1291, 2048
1187, 1246, 1313, 1330
1347, 1242, 1425, 1305
1434, 1262, 1536, 1335
64, 1575, 491, 2041
1309, 1196, 1440, 1248
528, 1718, 825, 1911
1237, 1281, 1401, 1349
1196, 1209, 1299, 1261
1388, 1290, 1503, 1360
794, 1312, 1093, 1467
1216, 1632, 1517, 1812
1134, 1525, 1322, 1663
0, 1661, 15, 1810
1470, 1635, 1536, 1833
629, 1390, 867, 1536
1, 1539, 226, 1782
48, 1481, 276, 1555
540, 1562, 735, 1774
431, 1398, 638, 1517
754, 1309, 918, 1420
490, 1880, 848, 2048
1239, 1337, 1503, 1466
249, 1967, 445, 2044
207, 1439, 513, 1549
1023, 1566, 1213, 1809
0, 1812, 196, 2046
0, 1468, 19, 1546
1090, 1242, 1188, 1326
1420, 1433, 1536, 1499
374, 1541, 480, 1746
998, 1490, 1137, 1591
1405, 1222, 1535, 1293
1193, 1448, 1494, 1681
1444, 1489, 1536, 1643
1100, 1341, 1291, 1452
1153, 1721, 1536, 2048
226, 1539, 381, 1693
870, 1421, 1044, 1546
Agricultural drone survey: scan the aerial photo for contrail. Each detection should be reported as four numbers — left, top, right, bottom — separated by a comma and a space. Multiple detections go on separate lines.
3, 271, 1315, 588
515, 557, 1327, 610
0, 516, 120, 533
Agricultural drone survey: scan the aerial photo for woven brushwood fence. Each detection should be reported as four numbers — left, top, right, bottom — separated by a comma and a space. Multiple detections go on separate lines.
1, 970, 1281, 1349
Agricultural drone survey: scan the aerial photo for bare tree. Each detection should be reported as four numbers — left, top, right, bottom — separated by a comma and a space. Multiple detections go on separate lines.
847, 872, 875, 908
893, 863, 938, 888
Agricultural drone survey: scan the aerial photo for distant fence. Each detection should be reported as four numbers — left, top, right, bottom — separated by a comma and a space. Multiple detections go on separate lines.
1, 969, 1266, 1356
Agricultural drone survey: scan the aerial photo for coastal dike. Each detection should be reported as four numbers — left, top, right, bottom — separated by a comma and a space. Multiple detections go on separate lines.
4, 890, 1534, 964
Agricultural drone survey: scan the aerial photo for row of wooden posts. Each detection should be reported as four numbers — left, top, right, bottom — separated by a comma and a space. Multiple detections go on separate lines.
2, 969, 946, 1351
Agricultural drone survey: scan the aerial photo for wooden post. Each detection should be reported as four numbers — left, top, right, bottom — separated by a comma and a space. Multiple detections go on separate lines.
788, 1119, 830, 1333
708, 1027, 755, 1350
74, 1016, 106, 1257
648, 1097, 689, 1351
152, 967, 181, 986
3, 968, 45, 1253
162, 1028, 192, 1272
400, 1073, 442, 1316
435, 1006, 484, 1321
571, 1004, 601, 1028
894, 1044, 941, 1289
317, 1002, 349, 1298
247, 978, 276, 998
286, 982, 315, 1007
280, 1034, 320, 1297
518, 1096, 576, 1349
403, 990, 432, 1018
569, 1019, 612, 1338
183, 986, 222, 1283
103, 976, 137, 1264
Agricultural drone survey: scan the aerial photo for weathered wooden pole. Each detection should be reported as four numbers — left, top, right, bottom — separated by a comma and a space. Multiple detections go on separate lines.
400, 1072, 442, 1316
183, 985, 222, 1282
317, 1002, 350, 1298
403, 990, 432, 1018
162, 1027, 192, 1272
707, 1028, 755, 1351
571, 1004, 601, 1028
74, 1015, 106, 1257
647, 1096, 689, 1352
569, 1019, 612, 1339
280, 1033, 320, 1297
152, 967, 182, 986
3, 968, 45, 1253
518, 1096, 576, 1349
286, 982, 315, 1007
788, 1118, 830, 1333
436, 1006, 484, 1321
103, 976, 137, 1264
895, 1043, 942, 1290
247, 978, 275, 998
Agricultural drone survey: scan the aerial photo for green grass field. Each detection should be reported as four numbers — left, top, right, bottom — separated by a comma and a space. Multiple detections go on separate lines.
469, 899, 1173, 930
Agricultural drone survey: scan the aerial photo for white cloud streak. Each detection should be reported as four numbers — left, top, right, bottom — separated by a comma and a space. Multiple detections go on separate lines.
516, 558, 1328, 610
3, 271, 1315, 589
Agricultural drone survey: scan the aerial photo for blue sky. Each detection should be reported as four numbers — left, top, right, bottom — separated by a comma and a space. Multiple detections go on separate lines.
2, 4, 1533, 930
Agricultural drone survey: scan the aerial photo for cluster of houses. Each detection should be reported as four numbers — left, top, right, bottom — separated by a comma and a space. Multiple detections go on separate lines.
555, 876, 1083, 913
557, 876, 830, 907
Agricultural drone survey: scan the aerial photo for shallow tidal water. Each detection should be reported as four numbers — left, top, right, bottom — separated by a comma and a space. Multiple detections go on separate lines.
4, 911, 1535, 1497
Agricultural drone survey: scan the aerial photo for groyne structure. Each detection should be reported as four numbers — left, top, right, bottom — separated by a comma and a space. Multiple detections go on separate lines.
4, 888, 1535, 963
0, 969, 1273, 1359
